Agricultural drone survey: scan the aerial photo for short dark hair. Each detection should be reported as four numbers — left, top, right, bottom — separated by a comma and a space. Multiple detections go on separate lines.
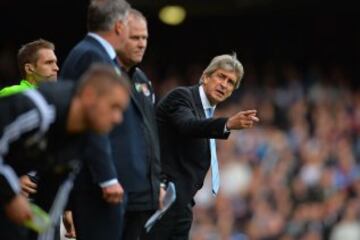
87, 0, 130, 32
17, 39, 55, 79
76, 63, 130, 96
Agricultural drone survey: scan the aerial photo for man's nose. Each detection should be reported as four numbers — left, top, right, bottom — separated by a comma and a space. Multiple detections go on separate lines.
114, 112, 123, 124
219, 80, 227, 88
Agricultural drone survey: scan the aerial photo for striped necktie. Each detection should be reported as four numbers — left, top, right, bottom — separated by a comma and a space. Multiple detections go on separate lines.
206, 107, 220, 195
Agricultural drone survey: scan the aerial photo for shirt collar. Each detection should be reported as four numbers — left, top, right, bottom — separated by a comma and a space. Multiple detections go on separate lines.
199, 85, 216, 112
87, 32, 116, 60
20, 79, 34, 87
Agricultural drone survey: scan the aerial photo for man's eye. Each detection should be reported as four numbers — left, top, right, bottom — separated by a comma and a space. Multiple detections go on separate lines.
217, 74, 225, 79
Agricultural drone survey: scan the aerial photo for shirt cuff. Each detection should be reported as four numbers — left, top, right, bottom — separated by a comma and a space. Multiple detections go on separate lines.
224, 123, 230, 133
99, 179, 119, 188
27, 171, 37, 177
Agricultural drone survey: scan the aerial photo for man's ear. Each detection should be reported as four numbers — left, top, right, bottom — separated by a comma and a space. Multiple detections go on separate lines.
24, 63, 34, 75
202, 74, 209, 85
81, 86, 97, 105
115, 20, 126, 36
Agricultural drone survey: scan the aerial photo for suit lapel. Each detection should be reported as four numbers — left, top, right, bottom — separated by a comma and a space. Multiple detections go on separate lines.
128, 74, 159, 159
190, 85, 211, 154
110, 55, 155, 141
130, 84, 146, 117
122, 70, 147, 119
190, 85, 206, 120
122, 70, 158, 148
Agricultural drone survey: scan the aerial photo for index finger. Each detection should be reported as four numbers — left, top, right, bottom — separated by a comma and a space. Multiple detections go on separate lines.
250, 116, 260, 122
25, 181, 37, 189
242, 110, 257, 116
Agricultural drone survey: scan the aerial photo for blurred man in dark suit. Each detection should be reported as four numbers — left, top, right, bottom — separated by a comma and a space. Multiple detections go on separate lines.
147, 54, 259, 239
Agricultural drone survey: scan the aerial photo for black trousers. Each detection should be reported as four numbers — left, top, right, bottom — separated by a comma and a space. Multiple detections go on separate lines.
122, 210, 154, 240
144, 203, 193, 240
71, 189, 126, 240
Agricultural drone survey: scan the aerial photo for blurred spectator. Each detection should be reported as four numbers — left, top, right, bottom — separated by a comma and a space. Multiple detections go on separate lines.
330, 199, 360, 240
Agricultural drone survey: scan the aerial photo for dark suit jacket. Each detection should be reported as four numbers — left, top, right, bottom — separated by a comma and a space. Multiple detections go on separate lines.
109, 67, 161, 211
156, 85, 230, 207
61, 35, 161, 212
60, 35, 124, 240
60, 35, 118, 188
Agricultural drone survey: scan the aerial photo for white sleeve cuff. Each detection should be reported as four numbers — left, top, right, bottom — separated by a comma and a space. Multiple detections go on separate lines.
0, 163, 21, 194
224, 124, 230, 133
99, 179, 119, 188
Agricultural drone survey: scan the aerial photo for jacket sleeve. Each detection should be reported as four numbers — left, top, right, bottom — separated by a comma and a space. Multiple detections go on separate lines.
0, 158, 21, 204
82, 133, 118, 186
60, 44, 119, 186
157, 87, 230, 139
0, 93, 44, 204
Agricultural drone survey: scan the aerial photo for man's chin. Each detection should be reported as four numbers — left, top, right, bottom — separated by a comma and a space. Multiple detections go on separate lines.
133, 55, 144, 63
46, 76, 57, 81
212, 94, 226, 104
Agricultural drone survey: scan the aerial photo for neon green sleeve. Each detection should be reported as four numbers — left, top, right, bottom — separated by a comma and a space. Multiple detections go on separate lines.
0, 82, 34, 97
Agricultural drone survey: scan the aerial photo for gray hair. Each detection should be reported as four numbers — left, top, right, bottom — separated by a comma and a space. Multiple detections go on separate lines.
128, 8, 147, 23
201, 53, 244, 89
87, 0, 131, 32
